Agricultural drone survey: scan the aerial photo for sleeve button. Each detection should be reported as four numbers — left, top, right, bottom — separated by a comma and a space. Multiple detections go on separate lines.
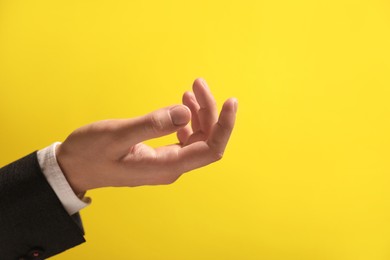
28, 247, 45, 258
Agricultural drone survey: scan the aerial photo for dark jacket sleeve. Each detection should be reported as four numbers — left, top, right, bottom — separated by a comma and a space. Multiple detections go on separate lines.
0, 152, 86, 260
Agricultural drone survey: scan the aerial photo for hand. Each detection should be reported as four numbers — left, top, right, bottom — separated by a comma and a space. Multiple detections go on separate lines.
56, 78, 238, 194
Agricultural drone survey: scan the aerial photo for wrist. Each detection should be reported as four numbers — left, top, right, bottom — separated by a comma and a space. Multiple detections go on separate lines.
55, 143, 87, 195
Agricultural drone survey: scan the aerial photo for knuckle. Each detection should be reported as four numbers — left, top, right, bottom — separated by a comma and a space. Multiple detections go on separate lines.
147, 113, 165, 133
212, 151, 224, 161
207, 141, 224, 162
160, 174, 180, 185
94, 120, 120, 133
161, 179, 175, 185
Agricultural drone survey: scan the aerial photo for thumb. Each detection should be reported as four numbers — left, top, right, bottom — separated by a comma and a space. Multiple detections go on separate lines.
121, 105, 191, 144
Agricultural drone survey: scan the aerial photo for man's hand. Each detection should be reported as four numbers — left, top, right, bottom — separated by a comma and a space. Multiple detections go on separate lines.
56, 78, 237, 194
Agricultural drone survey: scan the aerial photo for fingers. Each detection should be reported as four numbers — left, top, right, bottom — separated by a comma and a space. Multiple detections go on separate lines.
182, 91, 201, 133
119, 105, 191, 145
179, 79, 234, 146
182, 90, 205, 145
118, 96, 237, 187
206, 98, 237, 156
174, 98, 238, 173
177, 125, 192, 144
192, 78, 218, 137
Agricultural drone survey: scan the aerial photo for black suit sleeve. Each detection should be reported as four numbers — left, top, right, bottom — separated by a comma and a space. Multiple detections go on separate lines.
0, 152, 86, 259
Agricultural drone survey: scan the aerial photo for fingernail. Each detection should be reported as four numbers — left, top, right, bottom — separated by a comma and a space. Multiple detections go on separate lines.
233, 98, 238, 113
170, 106, 190, 126
201, 78, 209, 89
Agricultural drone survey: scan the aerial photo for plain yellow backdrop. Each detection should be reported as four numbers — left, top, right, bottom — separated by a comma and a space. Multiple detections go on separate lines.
1, 0, 390, 259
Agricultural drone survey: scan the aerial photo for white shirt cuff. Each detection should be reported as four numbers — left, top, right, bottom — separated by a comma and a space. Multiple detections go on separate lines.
37, 142, 91, 215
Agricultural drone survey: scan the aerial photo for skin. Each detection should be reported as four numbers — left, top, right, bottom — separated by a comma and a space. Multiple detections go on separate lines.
56, 78, 238, 195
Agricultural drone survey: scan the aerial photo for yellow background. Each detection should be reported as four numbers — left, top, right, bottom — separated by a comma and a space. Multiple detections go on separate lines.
1, 0, 390, 259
